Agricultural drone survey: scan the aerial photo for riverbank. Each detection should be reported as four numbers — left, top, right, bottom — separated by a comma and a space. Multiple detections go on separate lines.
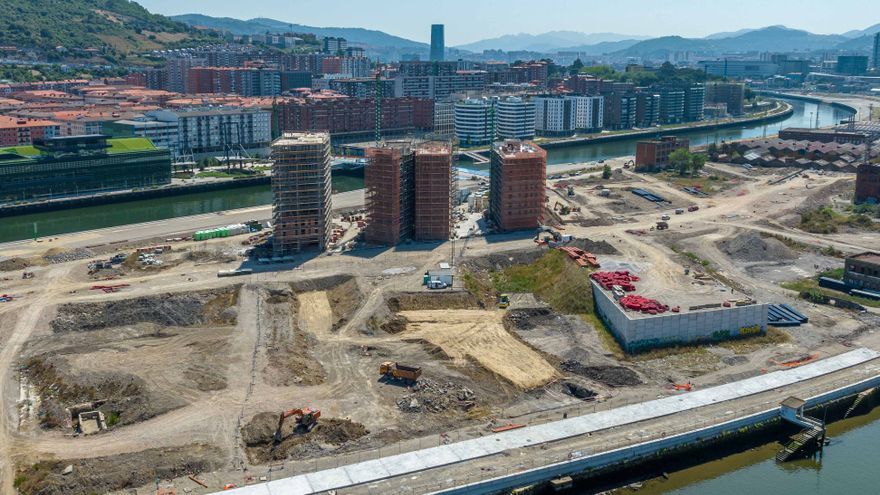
757, 91, 859, 115
630, 405, 880, 495
456, 100, 793, 158
0, 97, 852, 243
0, 168, 365, 218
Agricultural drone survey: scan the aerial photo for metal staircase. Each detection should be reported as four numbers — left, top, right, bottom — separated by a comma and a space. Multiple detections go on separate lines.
844, 388, 876, 419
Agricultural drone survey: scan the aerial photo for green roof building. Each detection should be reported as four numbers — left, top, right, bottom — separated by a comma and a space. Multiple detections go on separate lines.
0, 134, 171, 203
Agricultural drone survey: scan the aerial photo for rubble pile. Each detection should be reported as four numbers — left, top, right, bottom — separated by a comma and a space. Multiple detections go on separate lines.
396, 378, 476, 413
43, 248, 96, 264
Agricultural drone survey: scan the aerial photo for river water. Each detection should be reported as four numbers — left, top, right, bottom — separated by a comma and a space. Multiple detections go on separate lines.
0, 98, 853, 243
629, 406, 880, 495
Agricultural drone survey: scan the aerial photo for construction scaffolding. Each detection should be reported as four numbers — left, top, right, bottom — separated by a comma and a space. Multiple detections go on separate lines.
364, 141, 415, 245
414, 142, 455, 241
271, 132, 332, 254
489, 140, 547, 232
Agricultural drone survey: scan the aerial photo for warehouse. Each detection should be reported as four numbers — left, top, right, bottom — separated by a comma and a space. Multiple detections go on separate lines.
591, 273, 768, 353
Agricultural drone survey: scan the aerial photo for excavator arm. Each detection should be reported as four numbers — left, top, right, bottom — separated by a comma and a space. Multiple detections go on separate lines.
274, 407, 321, 443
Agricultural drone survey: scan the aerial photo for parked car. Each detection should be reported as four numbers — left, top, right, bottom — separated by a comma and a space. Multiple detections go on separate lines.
427, 280, 448, 289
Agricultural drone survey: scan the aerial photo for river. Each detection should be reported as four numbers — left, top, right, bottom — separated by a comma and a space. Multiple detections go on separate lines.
0, 98, 854, 243
628, 406, 880, 495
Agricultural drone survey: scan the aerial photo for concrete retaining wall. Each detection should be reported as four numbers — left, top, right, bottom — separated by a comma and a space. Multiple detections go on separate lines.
592, 281, 768, 352
434, 373, 880, 495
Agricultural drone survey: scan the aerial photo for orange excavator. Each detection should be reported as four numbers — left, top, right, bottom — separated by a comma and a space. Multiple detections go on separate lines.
274, 407, 321, 443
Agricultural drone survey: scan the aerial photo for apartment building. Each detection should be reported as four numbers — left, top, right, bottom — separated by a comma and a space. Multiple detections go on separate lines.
489, 140, 547, 232
271, 132, 332, 254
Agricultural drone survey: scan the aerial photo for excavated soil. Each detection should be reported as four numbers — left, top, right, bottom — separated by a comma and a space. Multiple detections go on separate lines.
566, 238, 620, 255
262, 289, 326, 387
560, 360, 642, 388
0, 257, 32, 272
22, 354, 187, 429
14, 444, 222, 495
242, 412, 368, 464
459, 249, 545, 272
50, 287, 240, 333
387, 291, 480, 312
718, 231, 797, 263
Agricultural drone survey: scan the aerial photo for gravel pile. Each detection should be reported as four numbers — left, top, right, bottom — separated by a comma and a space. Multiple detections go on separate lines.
396, 378, 476, 413
560, 360, 642, 388
43, 248, 96, 264
718, 232, 797, 263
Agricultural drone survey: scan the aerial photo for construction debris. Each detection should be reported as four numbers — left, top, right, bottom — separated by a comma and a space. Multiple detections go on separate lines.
396, 378, 476, 413
43, 247, 95, 264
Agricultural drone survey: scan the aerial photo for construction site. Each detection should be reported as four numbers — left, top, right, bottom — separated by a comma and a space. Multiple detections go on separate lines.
1, 145, 880, 495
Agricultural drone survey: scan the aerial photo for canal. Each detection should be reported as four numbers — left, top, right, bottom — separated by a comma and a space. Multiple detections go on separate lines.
0, 98, 854, 243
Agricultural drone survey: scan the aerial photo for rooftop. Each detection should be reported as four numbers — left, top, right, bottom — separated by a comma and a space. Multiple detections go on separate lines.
0, 115, 59, 128
494, 139, 546, 158
273, 132, 329, 147
850, 252, 880, 265
0, 137, 156, 162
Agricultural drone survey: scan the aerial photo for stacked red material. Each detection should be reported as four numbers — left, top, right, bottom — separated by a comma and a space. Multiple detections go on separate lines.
619, 294, 669, 314
558, 246, 600, 268
590, 271, 639, 291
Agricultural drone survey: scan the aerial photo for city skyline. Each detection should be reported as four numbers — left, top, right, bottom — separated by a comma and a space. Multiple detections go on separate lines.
138, 0, 878, 45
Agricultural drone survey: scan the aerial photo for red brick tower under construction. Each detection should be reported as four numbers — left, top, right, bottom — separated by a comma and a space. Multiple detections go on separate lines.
489, 140, 547, 232
414, 143, 454, 241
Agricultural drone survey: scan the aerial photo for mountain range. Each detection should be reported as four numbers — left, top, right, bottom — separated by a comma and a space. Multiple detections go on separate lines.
173, 13, 880, 59
453, 31, 650, 53
172, 14, 427, 50
616, 25, 879, 58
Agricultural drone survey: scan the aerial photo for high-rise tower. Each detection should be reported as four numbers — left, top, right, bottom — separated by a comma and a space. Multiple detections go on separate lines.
430, 24, 445, 62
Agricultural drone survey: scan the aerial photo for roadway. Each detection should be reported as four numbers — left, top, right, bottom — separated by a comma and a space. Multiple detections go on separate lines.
0, 188, 364, 258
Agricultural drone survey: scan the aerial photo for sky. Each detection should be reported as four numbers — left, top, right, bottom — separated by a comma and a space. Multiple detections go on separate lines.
138, 0, 879, 45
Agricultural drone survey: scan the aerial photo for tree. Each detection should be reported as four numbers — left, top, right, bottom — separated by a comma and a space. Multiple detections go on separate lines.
668, 148, 691, 176
602, 163, 612, 180
707, 143, 718, 156
689, 153, 706, 177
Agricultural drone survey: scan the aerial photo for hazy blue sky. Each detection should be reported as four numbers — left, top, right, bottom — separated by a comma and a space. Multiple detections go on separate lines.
139, 0, 878, 45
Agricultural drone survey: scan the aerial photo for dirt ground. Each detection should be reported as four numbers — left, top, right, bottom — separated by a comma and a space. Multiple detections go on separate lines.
241, 412, 368, 464
13, 444, 223, 495
398, 309, 560, 390
1, 156, 879, 495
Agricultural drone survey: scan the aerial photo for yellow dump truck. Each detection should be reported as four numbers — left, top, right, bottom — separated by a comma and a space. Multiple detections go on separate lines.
380, 362, 422, 384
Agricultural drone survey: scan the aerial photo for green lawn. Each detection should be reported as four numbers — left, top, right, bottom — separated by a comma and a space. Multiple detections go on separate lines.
0, 145, 40, 156
659, 171, 732, 194
1, 137, 155, 158
107, 138, 156, 153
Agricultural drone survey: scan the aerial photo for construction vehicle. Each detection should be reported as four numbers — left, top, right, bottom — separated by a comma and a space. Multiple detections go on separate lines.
498, 293, 511, 309
656, 221, 669, 230
535, 225, 571, 247
274, 407, 321, 443
670, 382, 694, 392
380, 362, 422, 383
